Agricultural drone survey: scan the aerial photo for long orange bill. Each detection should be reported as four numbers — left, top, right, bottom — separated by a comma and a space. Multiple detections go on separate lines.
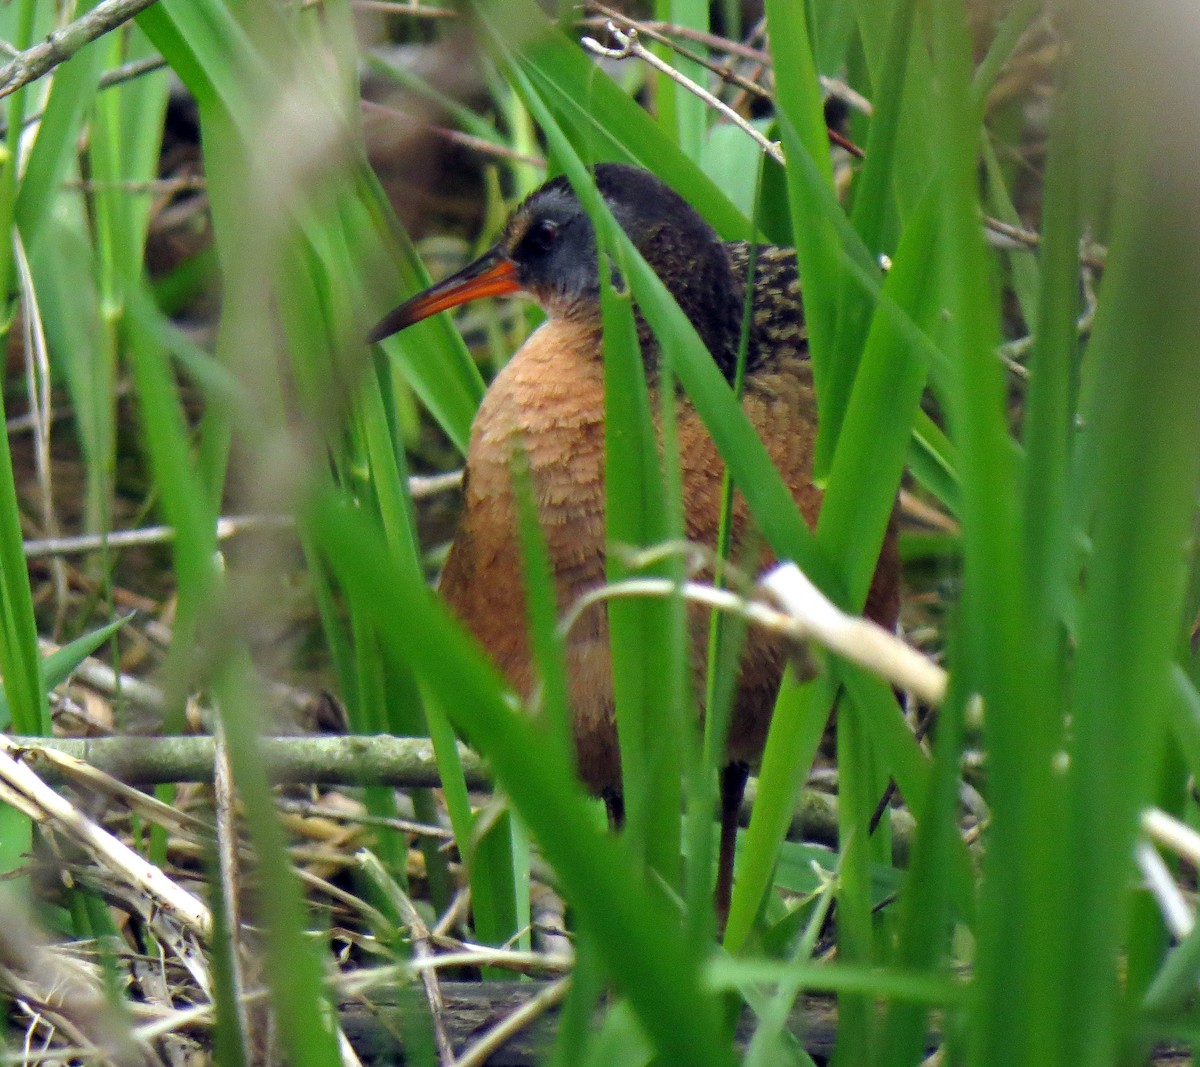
367, 247, 521, 343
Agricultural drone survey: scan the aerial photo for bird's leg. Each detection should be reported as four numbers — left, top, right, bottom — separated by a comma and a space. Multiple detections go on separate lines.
603, 788, 625, 831
716, 761, 750, 932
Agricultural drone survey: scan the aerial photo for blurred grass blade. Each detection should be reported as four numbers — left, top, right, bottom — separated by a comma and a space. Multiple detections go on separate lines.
915, 4, 1059, 1067
143, 2, 485, 458
831, 692, 878, 1063
970, 0, 1041, 105
212, 658, 344, 1067
705, 958, 967, 1005
1056, 46, 1200, 1059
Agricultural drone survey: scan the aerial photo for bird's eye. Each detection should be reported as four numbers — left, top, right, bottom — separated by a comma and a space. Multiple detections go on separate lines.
523, 219, 558, 255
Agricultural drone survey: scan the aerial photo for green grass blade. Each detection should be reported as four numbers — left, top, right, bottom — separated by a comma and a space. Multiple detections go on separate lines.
830, 691, 878, 1064
764, 0, 844, 472
908, 412, 960, 514
13, 27, 103, 248
875, 672, 970, 1064
817, 187, 938, 604
41, 616, 130, 687
0, 0, 48, 737
724, 670, 834, 951
848, 0, 918, 253
0, 615, 129, 729
512, 455, 574, 775
311, 493, 736, 1067
654, 0, 707, 160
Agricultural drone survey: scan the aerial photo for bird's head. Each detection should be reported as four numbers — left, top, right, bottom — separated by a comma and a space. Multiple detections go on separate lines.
368, 163, 743, 362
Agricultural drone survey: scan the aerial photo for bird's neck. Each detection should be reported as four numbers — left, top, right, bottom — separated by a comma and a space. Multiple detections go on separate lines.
545, 242, 748, 383
631, 304, 743, 380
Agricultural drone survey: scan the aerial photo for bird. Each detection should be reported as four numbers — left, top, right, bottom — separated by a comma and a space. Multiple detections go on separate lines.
369, 162, 900, 926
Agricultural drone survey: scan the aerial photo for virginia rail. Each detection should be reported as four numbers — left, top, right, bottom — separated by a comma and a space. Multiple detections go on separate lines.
370, 163, 899, 922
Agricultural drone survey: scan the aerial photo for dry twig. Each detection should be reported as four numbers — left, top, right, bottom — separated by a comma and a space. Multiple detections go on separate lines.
0, 0, 163, 101
562, 560, 947, 707
13, 733, 489, 790
582, 23, 783, 167
23, 470, 461, 559
0, 735, 212, 940
357, 851, 456, 1066
451, 976, 571, 1067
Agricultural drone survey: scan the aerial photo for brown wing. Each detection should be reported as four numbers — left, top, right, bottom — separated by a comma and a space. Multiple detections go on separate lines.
725, 241, 808, 372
